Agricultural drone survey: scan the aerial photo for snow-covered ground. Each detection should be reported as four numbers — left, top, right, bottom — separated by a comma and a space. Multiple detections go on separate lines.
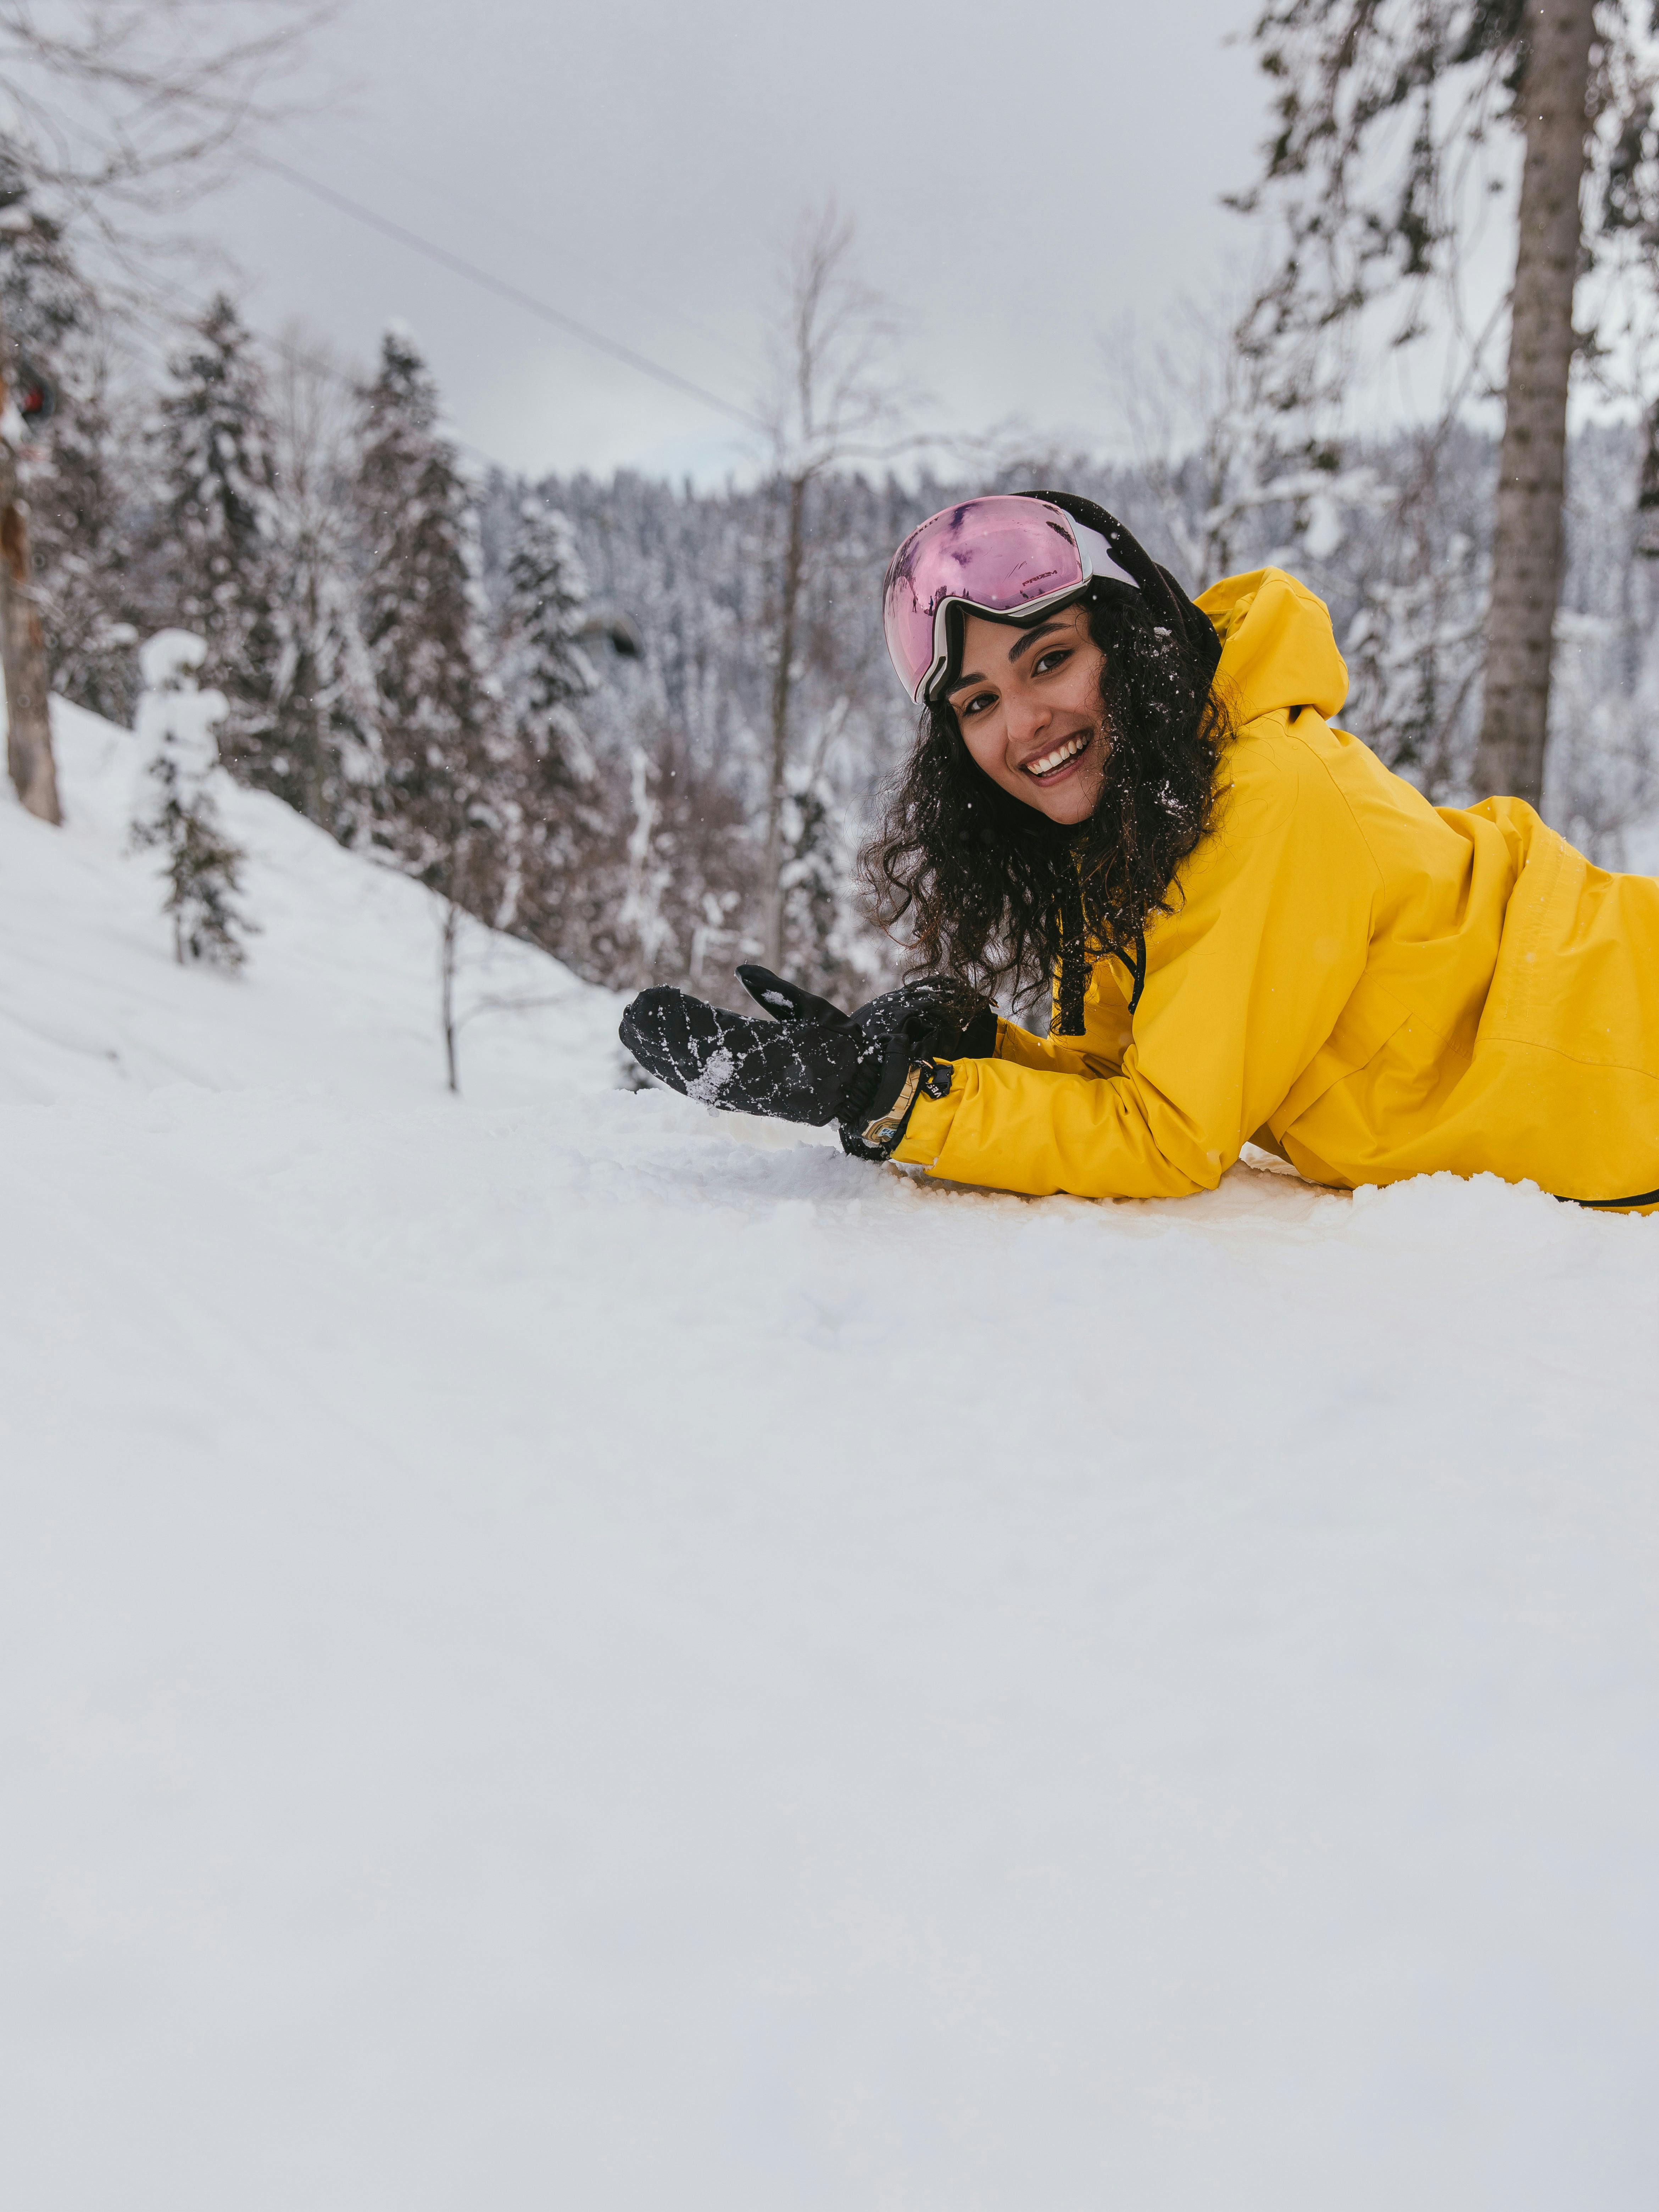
4, 701, 1659, 2211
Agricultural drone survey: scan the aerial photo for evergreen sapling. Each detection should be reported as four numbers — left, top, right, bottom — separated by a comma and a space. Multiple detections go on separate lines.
131, 629, 255, 970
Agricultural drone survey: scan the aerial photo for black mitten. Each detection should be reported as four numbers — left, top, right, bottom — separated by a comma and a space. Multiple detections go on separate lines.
736, 965, 998, 1060
850, 979, 999, 1059
620, 987, 889, 1127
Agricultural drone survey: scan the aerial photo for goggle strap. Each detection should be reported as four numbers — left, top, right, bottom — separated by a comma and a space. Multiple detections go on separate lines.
1073, 521, 1139, 594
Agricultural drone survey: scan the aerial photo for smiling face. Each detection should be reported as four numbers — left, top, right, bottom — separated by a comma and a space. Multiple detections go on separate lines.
946, 601, 1108, 825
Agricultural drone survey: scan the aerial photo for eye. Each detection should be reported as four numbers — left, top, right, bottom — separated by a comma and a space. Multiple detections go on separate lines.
958, 688, 996, 719
1033, 646, 1071, 676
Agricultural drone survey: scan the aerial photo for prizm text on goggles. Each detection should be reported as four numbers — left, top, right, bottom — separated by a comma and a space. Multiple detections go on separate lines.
882, 496, 1140, 706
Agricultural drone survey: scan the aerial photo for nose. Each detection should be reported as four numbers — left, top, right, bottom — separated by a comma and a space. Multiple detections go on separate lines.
1002, 685, 1051, 754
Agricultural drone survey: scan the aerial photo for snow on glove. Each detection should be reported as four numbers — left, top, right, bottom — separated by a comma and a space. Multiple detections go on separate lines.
620, 986, 890, 1127
736, 966, 998, 1060
732, 967, 848, 1028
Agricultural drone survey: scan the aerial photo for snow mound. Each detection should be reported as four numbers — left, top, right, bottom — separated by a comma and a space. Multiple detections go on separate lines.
4, 701, 1658, 2210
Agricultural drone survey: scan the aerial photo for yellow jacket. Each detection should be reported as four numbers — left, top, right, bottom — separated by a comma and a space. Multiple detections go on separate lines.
895, 568, 1659, 1208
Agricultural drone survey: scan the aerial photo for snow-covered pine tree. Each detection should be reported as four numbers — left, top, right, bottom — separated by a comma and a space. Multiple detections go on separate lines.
355, 325, 502, 923
131, 629, 255, 969
268, 336, 380, 844
778, 754, 880, 1004
496, 492, 598, 938
614, 738, 674, 984
271, 501, 380, 844
1544, 426, 1659, 864
1325, 424, 1493, 802
500, 494, 596, 774
152, 294, 285, 795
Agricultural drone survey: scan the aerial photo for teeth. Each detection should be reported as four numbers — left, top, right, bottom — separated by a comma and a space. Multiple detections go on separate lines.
1028, 733, 1086, 776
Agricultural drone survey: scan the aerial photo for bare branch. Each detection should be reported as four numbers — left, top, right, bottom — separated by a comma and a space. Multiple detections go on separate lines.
758, 200, 920, 482
0, 1, 340, 222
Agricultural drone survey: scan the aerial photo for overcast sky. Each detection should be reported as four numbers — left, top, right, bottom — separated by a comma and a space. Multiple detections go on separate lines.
158, 0, 1269, 484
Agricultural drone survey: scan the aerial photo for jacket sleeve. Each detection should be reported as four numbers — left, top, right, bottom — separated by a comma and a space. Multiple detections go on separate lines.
893, 728, 1379, 1199
992, 959, 1134, 1078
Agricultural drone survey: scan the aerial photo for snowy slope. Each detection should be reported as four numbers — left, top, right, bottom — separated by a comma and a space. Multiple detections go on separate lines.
0, 698, 626, 1109
4, 701, 1659, 2212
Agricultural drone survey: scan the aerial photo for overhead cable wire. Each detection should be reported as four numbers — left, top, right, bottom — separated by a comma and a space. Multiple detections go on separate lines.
274, 126, 759, 381
249, 151, 768, 434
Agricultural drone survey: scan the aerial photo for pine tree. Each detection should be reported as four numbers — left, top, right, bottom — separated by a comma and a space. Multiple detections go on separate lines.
501, 495, 596, 772
152, 294, 284, 793
267, 346, 380, 845
496, 493, 598, 937
614, 738, 675, 982
131, 630, 254, 970
602, 736, 771, 996
780, 756, 884, 1004
1341, 429, 1493, 803
271, 505, 380, 845
355, 325, 502, 920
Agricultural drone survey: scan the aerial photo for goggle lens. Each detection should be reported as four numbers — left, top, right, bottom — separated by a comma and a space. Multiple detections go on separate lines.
883, 497, 1087, 704
882, 495, 1141, 703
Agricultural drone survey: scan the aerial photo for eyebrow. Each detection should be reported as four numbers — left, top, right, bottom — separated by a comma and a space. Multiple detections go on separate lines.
945, 621, 1070, 697
1007, 620, 1067, 665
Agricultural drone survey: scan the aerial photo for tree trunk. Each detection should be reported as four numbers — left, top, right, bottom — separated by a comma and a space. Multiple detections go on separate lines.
1472, 0, 1597, 808
441, 898, 460, 1094
761, 473, 807, 972
0, 299, 61, 824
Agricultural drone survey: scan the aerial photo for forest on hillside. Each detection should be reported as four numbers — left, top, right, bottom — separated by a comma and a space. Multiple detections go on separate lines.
8, 100, 1659, 1018
21, 251, 1659, 1017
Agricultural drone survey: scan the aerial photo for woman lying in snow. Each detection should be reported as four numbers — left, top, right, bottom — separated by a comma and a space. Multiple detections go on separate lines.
620, 491, 1659, 1210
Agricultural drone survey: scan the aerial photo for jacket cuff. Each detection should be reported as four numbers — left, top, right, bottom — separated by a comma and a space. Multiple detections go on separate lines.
891, 1065, 964, 1166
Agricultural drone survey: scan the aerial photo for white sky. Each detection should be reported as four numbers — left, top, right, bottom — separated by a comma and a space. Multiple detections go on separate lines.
149, 0, 1273, 483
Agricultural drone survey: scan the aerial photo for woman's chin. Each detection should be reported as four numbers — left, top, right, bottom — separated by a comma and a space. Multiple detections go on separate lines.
1024, 771, 1102, 824
1009, 736, 1105, 823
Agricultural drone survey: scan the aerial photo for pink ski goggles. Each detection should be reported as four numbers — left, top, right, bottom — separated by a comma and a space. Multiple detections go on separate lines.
883, 495, 1139, 705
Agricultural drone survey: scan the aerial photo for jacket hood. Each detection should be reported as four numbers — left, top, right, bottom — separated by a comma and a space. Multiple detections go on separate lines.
1195, 569, 1349, 726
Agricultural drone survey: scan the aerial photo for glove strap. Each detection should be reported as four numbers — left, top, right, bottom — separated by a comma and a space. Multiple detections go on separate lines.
855, 1056, 953, 1156
858, 1062, 924, 1152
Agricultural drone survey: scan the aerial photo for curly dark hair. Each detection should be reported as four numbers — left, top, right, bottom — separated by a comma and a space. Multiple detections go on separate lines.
862, 492, 1231, 1034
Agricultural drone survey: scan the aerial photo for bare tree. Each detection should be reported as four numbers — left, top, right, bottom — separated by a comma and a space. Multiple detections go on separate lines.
0, 0, 334, 821
756, 205, 910, 970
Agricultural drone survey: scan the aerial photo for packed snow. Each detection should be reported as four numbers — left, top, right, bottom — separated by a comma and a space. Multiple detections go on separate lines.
4, 699, 1658, 2210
